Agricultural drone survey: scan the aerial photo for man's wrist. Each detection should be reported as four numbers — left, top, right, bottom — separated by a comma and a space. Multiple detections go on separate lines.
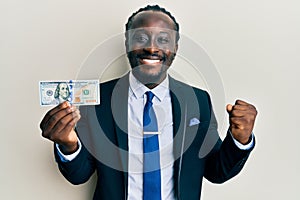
229, 131, 254, 150
56, 140, 82, 162
59, 142, 79, 155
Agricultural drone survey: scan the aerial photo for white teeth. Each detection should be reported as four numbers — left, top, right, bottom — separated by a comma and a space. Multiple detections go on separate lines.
142, 59, 160, 64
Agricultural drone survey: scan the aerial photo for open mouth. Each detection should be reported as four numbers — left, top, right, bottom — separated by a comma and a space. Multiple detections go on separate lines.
139, 56, 164, 65
141, 59, 161, 64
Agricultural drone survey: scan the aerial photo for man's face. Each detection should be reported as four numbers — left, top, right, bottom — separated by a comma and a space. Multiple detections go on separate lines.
59, 83, 70, 100
126, 11, 178, 85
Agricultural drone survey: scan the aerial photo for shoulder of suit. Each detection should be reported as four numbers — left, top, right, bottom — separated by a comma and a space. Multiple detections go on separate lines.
99, 73, 129, 88
169, 76, 209, 95
99, 77, 121, 87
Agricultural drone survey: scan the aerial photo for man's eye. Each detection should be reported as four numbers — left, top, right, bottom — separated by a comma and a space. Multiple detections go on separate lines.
157, 37, 170, 44
134, 35, 148, 43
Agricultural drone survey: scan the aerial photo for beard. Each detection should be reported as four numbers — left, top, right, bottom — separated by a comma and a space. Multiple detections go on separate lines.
127, 51, 176, 85
131, 64, 168, 85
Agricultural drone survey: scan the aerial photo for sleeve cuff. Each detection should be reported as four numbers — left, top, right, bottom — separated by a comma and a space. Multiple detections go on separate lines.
229, 131, 254, 150
55, 140, 82, 162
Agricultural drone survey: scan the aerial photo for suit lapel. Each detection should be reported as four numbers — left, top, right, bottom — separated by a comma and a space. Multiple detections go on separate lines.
111, 74, 129, 195
169, 77, 187, 197
169, 78, 184, 159
111, 74, 129, 152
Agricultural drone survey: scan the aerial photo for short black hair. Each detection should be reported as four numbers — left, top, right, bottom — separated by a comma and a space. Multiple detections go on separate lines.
125, 5, 180, 42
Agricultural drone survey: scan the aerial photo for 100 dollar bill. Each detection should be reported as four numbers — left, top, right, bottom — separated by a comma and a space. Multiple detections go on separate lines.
39, 80, 100, 106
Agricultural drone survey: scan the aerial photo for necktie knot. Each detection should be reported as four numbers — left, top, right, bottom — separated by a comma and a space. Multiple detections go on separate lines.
144, 91, 155, 127
145, 91, 154, 104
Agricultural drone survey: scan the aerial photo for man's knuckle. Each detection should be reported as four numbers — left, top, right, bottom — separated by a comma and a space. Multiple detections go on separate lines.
231, 110, 238, 115
254, 109, 258, 115
64, 109, 70, 115
41, 131, 48, 138
58, 119, 67, 126
48, 134, 55, 141
39, 123, 44, 130
68, 121, 76, 127
245, 118, 251, 124
49, 115, 58, 123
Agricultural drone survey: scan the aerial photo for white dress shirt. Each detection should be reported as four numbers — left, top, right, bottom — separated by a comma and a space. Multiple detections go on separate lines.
56, 72, 254, 200
127, 72, 175, 200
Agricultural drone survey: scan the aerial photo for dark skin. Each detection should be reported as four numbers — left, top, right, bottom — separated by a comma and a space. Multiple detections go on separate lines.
126, 11, 178, 89
40, 101, 80, 154
40, 11, 257, 154
227, 100, 257, 144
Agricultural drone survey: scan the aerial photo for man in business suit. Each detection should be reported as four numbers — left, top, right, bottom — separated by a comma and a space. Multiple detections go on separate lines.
40, 5, 257, 200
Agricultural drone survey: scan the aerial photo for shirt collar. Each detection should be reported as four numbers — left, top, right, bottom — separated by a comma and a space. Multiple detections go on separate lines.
129, 71, 169, 102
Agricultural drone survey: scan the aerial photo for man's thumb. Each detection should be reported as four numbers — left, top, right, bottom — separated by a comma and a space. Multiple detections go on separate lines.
226, 104, 233, 114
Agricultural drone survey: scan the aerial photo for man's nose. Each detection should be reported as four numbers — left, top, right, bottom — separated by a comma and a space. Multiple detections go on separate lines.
143, 40, 159, 54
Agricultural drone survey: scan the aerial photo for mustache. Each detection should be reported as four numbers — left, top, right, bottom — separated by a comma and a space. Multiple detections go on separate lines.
139, 54, 165, 61
128, 52, 167, 61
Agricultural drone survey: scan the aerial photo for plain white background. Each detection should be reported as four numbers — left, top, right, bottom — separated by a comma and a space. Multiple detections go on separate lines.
1, 0, 299, 199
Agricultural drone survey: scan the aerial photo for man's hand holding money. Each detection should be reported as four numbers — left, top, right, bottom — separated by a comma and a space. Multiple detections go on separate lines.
40, 101, 81, 154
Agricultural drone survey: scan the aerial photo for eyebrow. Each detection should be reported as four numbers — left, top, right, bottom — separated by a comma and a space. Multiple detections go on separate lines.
158, 31, 171, 35
133, 28, 173, 33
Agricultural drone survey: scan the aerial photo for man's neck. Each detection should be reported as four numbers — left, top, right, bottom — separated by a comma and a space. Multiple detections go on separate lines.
145, 83, 159, 89
132, 73, 167, 89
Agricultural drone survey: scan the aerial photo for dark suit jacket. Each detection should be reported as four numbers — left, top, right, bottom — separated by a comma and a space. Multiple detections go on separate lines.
55, 74, 254, 200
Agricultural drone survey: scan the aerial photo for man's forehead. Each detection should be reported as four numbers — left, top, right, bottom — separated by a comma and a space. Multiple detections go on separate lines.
130, 11, 175, 30
131, 27, 176, 35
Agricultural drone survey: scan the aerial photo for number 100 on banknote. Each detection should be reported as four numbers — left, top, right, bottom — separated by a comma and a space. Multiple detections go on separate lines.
39, 80, 100, 106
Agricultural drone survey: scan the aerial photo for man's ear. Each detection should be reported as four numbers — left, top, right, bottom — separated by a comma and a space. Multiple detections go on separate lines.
125, 40, 129, 54
125, 33, 129, 54
172, 43, 178, 55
